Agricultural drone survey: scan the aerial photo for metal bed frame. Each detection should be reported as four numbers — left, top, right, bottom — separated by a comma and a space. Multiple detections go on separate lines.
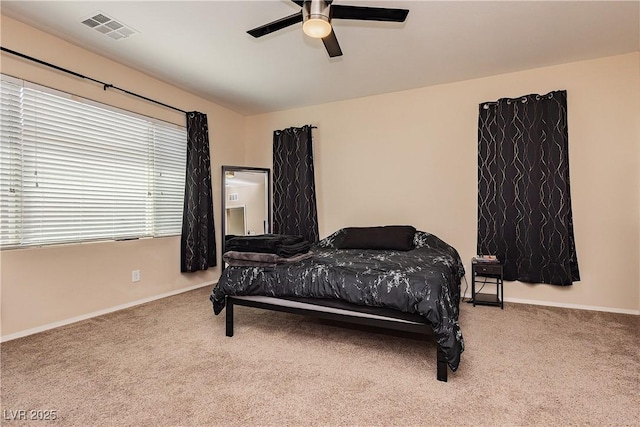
224, 295, 449, 382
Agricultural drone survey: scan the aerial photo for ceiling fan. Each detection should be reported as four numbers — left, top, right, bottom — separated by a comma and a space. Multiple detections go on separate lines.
247, 0, 409, 58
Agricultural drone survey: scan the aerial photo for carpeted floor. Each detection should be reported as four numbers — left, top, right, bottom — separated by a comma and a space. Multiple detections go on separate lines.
1, 286, 638, 426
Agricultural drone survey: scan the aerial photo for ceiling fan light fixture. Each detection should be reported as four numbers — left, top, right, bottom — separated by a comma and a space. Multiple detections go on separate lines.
302, 0, 332, 39
303, 16, 331, 38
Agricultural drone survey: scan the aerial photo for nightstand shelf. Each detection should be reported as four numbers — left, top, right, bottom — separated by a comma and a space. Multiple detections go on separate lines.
471, 260, 504, 309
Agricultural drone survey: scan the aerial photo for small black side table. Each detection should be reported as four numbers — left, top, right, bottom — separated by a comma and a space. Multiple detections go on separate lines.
471, 259, 504, 309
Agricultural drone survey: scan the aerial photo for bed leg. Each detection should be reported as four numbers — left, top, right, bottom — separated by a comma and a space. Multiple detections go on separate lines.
437, 346, 448, 382
226, 298, 234, 337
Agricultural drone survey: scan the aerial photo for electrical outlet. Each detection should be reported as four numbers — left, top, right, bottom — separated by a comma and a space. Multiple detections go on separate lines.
132, 270, 140, 283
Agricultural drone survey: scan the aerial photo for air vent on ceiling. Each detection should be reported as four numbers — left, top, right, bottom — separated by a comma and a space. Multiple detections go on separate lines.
81, 12, 138, 40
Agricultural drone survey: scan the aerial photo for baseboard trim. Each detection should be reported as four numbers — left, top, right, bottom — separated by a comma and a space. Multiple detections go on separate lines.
1, 281, 217, 343
4, 286, 636, 343
462, 293, 639, 315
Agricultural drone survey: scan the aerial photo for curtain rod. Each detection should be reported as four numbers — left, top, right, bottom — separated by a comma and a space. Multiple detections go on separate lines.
481, 91, 559, 109
1, 46, 187, 114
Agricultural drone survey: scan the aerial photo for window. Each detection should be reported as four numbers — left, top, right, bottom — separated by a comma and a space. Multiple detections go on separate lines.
0, 75, 186, 249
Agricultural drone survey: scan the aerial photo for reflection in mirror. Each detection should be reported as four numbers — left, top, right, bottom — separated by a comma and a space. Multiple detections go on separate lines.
226, 206, 246, 236
221, 166, 271, 259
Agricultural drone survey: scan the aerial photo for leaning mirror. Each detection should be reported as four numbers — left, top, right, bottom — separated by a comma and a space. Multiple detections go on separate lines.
221, 166, 271, 258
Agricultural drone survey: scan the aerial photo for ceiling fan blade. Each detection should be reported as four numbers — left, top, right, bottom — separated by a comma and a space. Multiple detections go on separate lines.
247, 11, 303, 38
322, 29, 343, 58
330, 5, 409, 22
292, 0, 334, 5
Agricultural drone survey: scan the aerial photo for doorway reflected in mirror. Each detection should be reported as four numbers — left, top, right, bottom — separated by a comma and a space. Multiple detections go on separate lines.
225, 206, 246, 236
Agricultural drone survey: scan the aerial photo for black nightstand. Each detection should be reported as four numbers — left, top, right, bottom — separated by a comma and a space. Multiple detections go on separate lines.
471, 260, 504, 309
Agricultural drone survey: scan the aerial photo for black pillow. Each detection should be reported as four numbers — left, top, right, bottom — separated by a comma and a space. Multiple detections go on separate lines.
337, 225, 416, 251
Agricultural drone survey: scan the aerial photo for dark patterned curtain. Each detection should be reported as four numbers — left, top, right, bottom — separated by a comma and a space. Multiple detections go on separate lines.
273, 125, 319, 243
181, 111, 216, 272
477, 90, 579, 286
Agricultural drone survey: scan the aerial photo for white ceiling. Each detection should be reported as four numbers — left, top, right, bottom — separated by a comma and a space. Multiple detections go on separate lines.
2, 1, 639, 116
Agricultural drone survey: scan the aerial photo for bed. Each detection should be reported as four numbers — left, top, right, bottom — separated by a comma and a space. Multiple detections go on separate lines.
210, 227, 465, 382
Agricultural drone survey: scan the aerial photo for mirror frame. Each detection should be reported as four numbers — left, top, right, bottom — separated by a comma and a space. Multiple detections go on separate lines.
221, 165, 272, 258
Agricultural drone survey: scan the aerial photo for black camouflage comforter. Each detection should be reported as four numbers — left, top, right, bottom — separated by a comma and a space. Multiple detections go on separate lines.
210, 230, 465, 370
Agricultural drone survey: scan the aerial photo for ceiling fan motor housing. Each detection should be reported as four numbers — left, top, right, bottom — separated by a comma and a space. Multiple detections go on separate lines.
303, 0, 331, 31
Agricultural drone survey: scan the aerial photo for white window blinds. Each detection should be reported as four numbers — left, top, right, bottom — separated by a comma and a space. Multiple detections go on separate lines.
0, 75, 186, 248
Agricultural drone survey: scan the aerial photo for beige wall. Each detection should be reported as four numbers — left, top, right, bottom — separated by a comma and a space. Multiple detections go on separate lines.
244, 52, 640, 313
0, 16, 245, 336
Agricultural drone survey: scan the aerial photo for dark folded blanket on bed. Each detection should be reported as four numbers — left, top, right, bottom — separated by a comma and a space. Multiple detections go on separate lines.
225, 234, 311, 257
223, 250, 313, 267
